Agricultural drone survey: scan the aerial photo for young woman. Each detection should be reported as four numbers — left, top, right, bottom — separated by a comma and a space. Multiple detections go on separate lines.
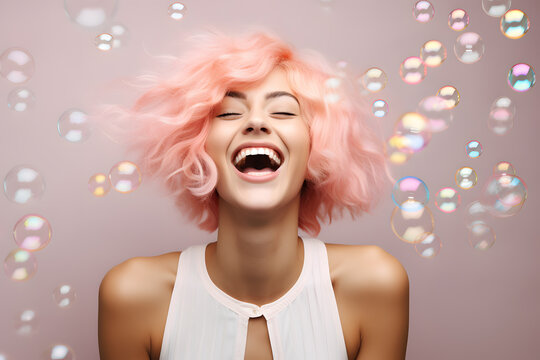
97, 29, 409, 360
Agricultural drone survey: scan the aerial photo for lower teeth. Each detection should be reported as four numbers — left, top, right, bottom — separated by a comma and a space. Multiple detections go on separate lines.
246, 170, 273, 176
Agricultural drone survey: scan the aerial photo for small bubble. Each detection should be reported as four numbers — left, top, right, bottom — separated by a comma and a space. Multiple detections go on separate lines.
372, 99, 388, 117
64, 0, 117, 27
420, 40, 447, 67
434, 187, 460, 213
400, 57, 426, 84
168, 2, 186, 20
89, 173, 111, 197
95, 33, 113, 51
58, 109, 92, 143
436, 85, 460, 108
3, 165, 45, 204
413, 1, 434, 23
13, 214, 52, 251
456, 166, 478, 190
449, 9, 469, 31
43, 344, 75, 360
464, 201, 491, 229
508, 63, 535, 92
4, 249, 37, 281
414, 233, 442, 258
109, 161, 142, 193
109, 23, 129, 48
466, 140, 483, 158
385, 135, 412, 165
0, 48, 35, 84
468, 221, 496, 250
391, 176, 429, 210
393, 112, 431, 153
482, 174, 527, 217
391, 201, 435, 243
454, 32, 485, 64
418, 95, 453, 133
358, 67, 387, 93
15, 309, 38, 336
493, 161, 516, 176
500, 9, 529, 39
53, 284, 77, 308
7, 88, 36, 112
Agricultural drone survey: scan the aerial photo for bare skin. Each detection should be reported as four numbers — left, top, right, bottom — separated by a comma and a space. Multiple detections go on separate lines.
98, 69, 409, 359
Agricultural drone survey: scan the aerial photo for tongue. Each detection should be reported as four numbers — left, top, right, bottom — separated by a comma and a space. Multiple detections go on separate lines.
243, 167, 274, 173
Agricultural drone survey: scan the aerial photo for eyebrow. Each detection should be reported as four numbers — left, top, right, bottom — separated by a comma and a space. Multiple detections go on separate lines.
225, 91, 299, 105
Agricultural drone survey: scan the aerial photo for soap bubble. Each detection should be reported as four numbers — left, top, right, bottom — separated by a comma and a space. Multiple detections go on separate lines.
418, 95, 453, 132
420, 40, 447, 67
491, 96, 516, 115
508, 63, 535, 92
359, 67, 387, 93
500, 9, 529, 39
391, 201, 435, 243
464, 201, 491, 229
436, 85, 460, 108
372, 99, 388, 117
109, 23, 129, 48
4, 249, 37, 281
109, 161, 142, 193
64, 0, 117, 27
8, 88, 36, 112
0, 48, 35, 84
488, 106, 514, 135
413, 1, 434, 23
13, 215, 52, 252
43, 344, 75, 360
482, 174, 527, 217
385, 135, 412, 165
15, 309, 38, 336
53, 284, 77, 308
456, 166, 477, 190
466, 140, 483, 158
449, 9, 469, 31
392, 176, 429, 210
493, 161, 515, 176
168, 2, 186, 20
414, 233, 442, 258
454, 32, 485, 64
482, 0, 511, 17
468, 221, 496, 250
58, 109, 92, 143
3, 165, 45, 204
95, 33, 113, 51
400, 57, 426, 84
434, 187, 460, 213
89, 173, 111, 197
393, 112, 431, 153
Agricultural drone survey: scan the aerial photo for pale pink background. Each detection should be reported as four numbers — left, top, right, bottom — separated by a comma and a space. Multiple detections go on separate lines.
0, 0, 539, 359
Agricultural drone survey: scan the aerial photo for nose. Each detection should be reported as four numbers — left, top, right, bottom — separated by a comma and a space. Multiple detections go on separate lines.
243, 111, 271, 135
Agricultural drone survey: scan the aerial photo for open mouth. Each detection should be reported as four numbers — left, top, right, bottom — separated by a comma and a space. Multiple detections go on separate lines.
232, 149, 283, 174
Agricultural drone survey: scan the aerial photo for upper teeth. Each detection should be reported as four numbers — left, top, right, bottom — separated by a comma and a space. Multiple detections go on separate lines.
234, 147, 282, 167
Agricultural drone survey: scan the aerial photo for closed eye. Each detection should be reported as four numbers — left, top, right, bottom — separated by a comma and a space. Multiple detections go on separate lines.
273, 112, 296, 116
216, 112, 241, 117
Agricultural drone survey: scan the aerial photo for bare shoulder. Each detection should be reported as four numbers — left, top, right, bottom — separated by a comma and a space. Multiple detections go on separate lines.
98, 251, 181, 360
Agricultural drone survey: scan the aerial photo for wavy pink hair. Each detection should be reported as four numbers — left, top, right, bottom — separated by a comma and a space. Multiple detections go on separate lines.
95, 28, 390, 237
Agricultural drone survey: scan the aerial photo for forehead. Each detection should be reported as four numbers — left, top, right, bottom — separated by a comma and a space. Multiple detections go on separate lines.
231, 68, 293, 97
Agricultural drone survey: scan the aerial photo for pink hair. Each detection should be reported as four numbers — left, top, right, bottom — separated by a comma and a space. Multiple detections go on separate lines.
95, 28, 390, 237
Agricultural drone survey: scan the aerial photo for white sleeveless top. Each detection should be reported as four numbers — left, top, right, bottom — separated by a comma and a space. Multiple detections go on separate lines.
159, 237, 349, 359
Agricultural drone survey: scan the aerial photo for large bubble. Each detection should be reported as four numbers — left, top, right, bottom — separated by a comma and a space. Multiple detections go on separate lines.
109, 161, 142, 193
4, 249, 37, 281
482, 0, 511, 17
400, 57, 426, 84
420, 40, 446, 67
391, 201, 435, 244
0, 48, 35, 84
413, 1, 434, 23
448, 9, 469, 31
13, 215, 52, 251
392, 176, 429, 210
454, 32, 485, 64
64, 0, 117, 27
500, 9, 529, 39
482, 174, 527, 217
3, 165, 45, 204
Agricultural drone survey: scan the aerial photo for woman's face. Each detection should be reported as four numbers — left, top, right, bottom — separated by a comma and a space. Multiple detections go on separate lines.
205, 68, 310, 214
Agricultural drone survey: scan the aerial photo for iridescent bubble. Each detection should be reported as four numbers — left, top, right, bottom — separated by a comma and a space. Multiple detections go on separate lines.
13, 215, 52, 252
464, 201, 491, 229
454, 32, 485, 64
109, 161, 142, 193
359, 67, 387, 93
482, 0, 511, 17
466, 140, 483, 158
449, 9, 469, 31
491, 96, 516, 115
89, 173, 111, 197
95, 33, 113, 51
414, 233, 442, 258
53, 284, 77, 308
58, 109, 92, 143
482, 174, 527, 217
3, 165, 45, 204
420, 40, 447, 67
436, 85, 460, 108
468, 221, 496, 250
400, 57, 426, 84
43, 344, 75, 360
391, 200, 435, 243
493, 161, 516, 175
434, 187, 460, 213
500, 9, 529, 39
0, 48, 35, 84
372, 99, 388, 117
488, 106, 514, 135
168, 2, 186, 20
64, 0, 117, 27
392, 176, 429, 210
393, 112, 431, 153
15, 309, 38, 336
413, 1, 434, 23
417, 95, 453, 132
109, 23, 129, 48
456, 166, 478, 190
8, 88, 36, 112
508, 63, 535, 92
385, 135, 412, 165
4, 249, 37, 281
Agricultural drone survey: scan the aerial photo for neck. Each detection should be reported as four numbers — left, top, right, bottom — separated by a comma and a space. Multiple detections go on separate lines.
206, 193, 304, 307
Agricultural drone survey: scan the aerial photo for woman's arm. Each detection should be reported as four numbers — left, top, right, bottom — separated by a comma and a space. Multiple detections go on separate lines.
98, 258, 154, 360
354, 247, 410, 360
